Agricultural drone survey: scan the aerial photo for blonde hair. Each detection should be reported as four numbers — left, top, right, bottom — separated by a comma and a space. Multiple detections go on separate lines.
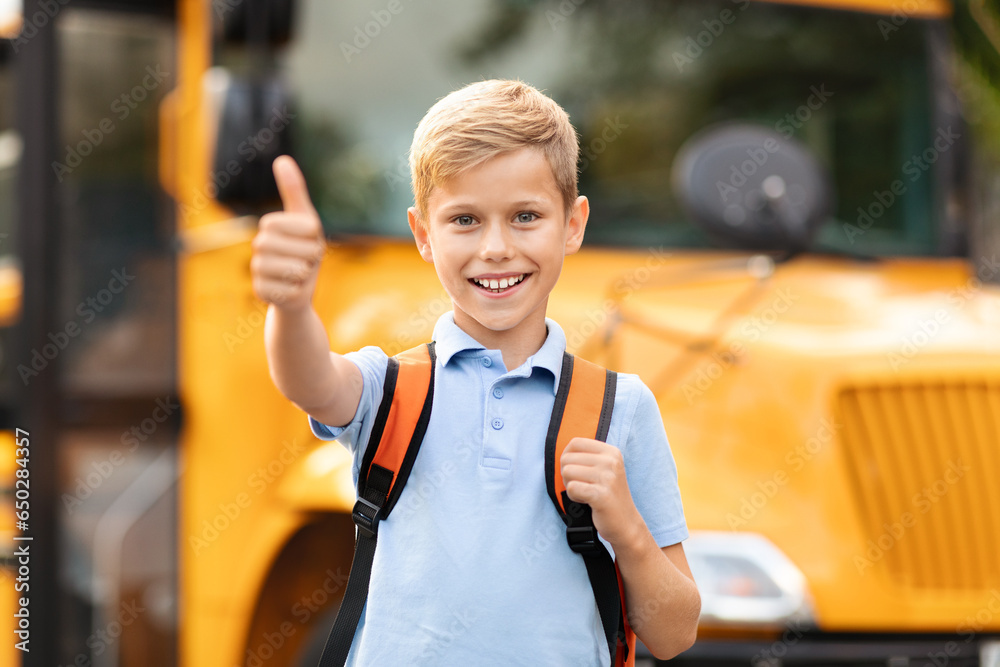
409, 79, 579, 222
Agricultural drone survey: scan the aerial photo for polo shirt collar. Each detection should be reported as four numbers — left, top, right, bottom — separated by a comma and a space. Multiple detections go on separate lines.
431, 311, 567, 393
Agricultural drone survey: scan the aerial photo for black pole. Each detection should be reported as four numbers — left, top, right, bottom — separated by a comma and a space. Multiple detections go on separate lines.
14, 2, 61, 665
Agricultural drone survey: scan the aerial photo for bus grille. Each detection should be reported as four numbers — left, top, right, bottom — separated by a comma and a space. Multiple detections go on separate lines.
836, 380, 1000, 591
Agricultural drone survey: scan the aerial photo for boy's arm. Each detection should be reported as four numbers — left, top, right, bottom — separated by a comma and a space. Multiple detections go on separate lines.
252, 156, 363, 428
560, 438, 701, 660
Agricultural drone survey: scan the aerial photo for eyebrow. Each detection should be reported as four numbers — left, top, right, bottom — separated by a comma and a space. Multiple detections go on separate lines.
435, 203, 477, 215
436, 199, 552, 215
509, 199, 551, 209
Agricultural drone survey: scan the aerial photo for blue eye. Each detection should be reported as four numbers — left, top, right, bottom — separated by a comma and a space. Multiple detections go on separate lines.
516, 212, 537, 223
454, 215, 475, 226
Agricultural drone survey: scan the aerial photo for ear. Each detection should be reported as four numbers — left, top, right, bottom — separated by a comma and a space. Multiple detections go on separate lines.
564, 196, 589, 256
408, 207, 434, 263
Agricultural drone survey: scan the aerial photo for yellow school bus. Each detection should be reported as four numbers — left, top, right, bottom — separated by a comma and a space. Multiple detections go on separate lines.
4, 0, 1000, 664
165, 0, 1000, 664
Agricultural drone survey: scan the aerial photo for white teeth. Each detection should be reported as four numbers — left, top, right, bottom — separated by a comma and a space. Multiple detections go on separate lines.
473, 274, 526, 291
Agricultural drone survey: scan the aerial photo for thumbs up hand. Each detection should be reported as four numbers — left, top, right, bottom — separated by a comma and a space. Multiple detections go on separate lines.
251, 156, 327, 312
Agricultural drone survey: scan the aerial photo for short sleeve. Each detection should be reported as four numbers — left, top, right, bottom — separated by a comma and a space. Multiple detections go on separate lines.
613, 374, 689, 548
308, 345, 389, 483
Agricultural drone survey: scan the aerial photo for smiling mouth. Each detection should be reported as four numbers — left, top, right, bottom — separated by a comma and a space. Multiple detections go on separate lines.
469, 273, 528, 293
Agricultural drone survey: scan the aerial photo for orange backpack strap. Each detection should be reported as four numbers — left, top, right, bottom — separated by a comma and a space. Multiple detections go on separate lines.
545, 352, 635, 667
319, 342, 435, 667
357, 343, 436, 519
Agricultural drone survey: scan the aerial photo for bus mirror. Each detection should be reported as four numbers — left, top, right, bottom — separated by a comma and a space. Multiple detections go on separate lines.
209, 69, 293, 209
217, 0, 296, 46
672, 123, 834, 253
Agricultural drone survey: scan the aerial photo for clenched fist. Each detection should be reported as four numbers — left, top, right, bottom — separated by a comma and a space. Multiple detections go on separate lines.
251, 156, 327, 312
561, 437, 643, 548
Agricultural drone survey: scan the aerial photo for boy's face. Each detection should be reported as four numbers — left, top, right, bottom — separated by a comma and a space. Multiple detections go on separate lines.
408, 148, 588, 350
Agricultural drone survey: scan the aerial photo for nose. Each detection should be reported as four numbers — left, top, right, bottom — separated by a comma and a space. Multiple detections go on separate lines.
478, 219, 513, 262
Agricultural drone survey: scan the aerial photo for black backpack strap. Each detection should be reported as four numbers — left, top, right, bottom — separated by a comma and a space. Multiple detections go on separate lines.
545, 352, 626, 666
318, 342, 436, 667
564, 496, 627, 666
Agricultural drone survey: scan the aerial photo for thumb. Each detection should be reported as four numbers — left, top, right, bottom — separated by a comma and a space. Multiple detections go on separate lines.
273, 155, 317, 216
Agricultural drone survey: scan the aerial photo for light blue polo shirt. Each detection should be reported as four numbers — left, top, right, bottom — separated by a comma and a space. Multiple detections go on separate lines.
310, 312, 688, 666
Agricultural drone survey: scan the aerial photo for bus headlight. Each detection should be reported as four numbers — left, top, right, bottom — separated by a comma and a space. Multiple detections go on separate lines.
685, 531, 815, 628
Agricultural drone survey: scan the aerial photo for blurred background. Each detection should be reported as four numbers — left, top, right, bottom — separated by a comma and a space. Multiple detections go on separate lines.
1, 0, 999, 665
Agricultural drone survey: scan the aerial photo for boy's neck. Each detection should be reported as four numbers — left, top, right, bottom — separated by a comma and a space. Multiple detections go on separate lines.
452, 310, 549, 371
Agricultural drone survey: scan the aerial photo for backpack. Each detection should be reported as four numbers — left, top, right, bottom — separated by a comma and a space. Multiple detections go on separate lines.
318, 342, 636, 667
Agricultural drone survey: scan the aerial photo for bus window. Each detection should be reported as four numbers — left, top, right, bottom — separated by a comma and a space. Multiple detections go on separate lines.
216, 0, 943, 256
56, 9, 175, 397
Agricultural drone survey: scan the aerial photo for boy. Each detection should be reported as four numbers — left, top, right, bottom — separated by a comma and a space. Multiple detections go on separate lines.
250, 79, 700, 664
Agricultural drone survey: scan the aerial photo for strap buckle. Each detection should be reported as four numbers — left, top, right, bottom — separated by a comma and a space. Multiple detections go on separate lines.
566, 525, 601, 554
352, 497, 382, 539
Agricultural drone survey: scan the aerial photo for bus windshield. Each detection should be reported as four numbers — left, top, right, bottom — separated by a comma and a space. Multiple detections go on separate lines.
222, 0, 940, 256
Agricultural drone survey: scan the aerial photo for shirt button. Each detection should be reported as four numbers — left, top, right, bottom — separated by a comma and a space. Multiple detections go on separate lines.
492, 387, 504, 399
492, 418, 503, 430
482, 356, 492, 367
